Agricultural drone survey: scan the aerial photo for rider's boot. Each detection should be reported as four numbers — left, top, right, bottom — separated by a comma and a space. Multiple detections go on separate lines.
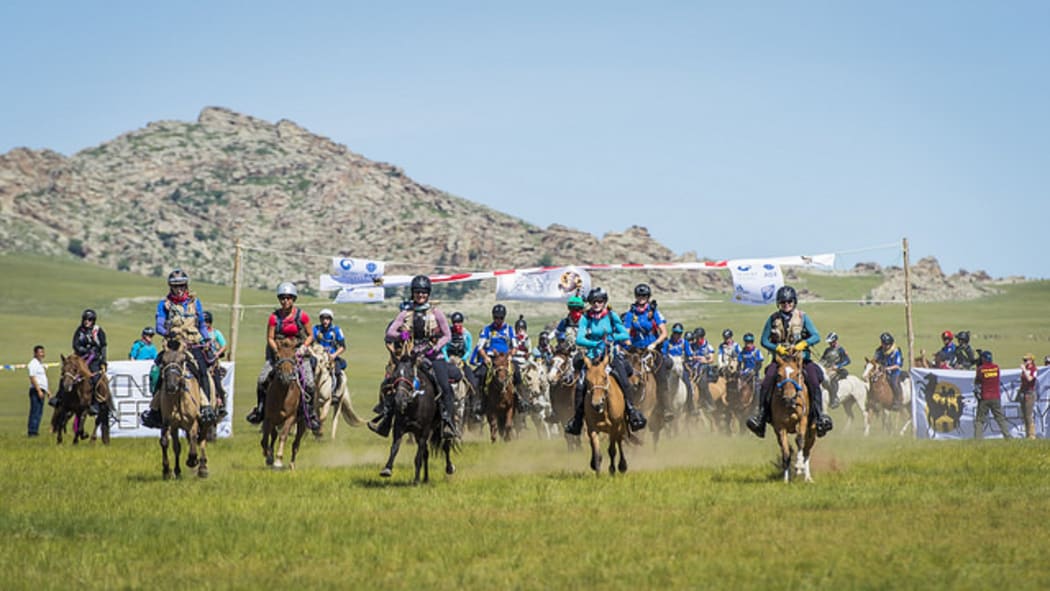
746, 388, 771, 438
367, 387, 395, 438
828, 377, 840, 409
891, 383, 903, 411
303, 385, 322, 435
564, 380, 586, 436
622, 381, 648, 432
213, 378, 228, 418
440, 388, 459, 440
246, 383, 266, 425
811, 383, 834, 437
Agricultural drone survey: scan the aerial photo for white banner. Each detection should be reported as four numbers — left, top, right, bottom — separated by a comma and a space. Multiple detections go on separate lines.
106, 360, 235, 438
495, 266, 591, 302
911, 366, 1050, 439
333, 286, 385, 303
330, 257, 385, 284
729, 261, 783, 305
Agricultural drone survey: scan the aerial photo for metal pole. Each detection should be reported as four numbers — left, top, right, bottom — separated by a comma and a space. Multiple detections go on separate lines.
229, 239, 243, 362
903, 237, 914, 371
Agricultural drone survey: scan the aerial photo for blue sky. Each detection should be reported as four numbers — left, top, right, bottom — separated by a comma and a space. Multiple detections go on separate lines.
3, 1, 1048, 278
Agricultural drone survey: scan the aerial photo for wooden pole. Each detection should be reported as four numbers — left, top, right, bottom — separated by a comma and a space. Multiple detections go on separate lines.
229, 239, 243, 362
903, 237, 915, 371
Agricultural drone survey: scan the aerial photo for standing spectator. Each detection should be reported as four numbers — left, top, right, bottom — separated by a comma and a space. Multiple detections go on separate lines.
27, 345, 49, 437
973, 350, 1012, 439
1019, 353, 1038, 439
203, 311, 227, 359
129, 327, 158, 360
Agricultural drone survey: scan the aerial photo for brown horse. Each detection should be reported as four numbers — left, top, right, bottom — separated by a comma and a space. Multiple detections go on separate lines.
583, 351, 629, 475
548, 350, 582, 451
625, 348, 668, 445
719, 356, 753, 434
157, 343, 208, 479
52, 354, 111, 445
484, 352, 516, 442
770, 351, 816, 483
261, 337, 308, 470
863, 358, 912, 435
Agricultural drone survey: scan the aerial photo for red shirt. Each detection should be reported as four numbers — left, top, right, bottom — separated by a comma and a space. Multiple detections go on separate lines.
974, 362, 1001, 401
1020, 361, 1037, 393
269, 308, 310, 338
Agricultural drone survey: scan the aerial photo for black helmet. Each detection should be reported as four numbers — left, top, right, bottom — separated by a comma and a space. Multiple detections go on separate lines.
980, 350, 993, 363
743, 332, 755, 343
586, 287, 608, 303
957, 330, 970, 343
492, 304, 507, 319
142, 326, 155, 336
775, 285, 797, 305
515, 315, 527, 330
694, 327, 706, 338
672, 323, 684, 334
634, 283, 651, 298
82, 309, 97, 322
826, 332, 838, 343
450, 311, 465, 324
167, 268, 189, 287
684, 330, 695, 341
538, 331, 550, 343
410, 275, 432, 294
722, 328, 733, 339
880, 332, 894, 345
203, 311, 214, 324
399, 299, 413, 311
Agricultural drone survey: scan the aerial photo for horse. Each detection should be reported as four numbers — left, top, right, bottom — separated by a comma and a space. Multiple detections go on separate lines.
820, 375, 870, 433
714, 356, 752, 435
769, 351, 816, 483
625, 348, 668, 445
52, 353, 112, 445
664, 355, 691, 437
157, 342, 208, 479
484, 352, 516, 443
863, 358, 913, 436
548, 349, 582, 451
307, 344, 362, 440
260, 337, 308, 470
582, 350, 629, 475
379, 348, 455, 483
517, 357, 553, 439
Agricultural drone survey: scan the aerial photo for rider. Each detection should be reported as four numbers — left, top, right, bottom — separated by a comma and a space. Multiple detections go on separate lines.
370, 275, 458, 439
442, 311, 479, 396
564, 287, 647, 435
688, 327, 717, 409
473, 304, 522, 394
874, 332, 905, 410
203, 311, 229, 414
313, 308, 348, 394
738, 332, 764, 397
820, 332, 851, 408
129, 327, 158, 360
141, 270, 220, 428
511, 315, 532, 367
533, 330, 554, 366
935, 330, 956, 369
245, 282, 321, 434
554, 296, 587, 354
952, 331, 978, 370
661, 322, 696, 415
71, 308, 108, 415
718, 329, 741, 371
621, 283, 673, 409
203, 311, 227, 360
746, 285, 833, 439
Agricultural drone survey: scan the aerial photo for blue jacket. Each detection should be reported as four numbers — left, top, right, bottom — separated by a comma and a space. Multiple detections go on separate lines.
576, 310, 630, 360
875, 346, 903, 377
477, 323, 515, 356
662, 337, 693, 359
313, 324, 346, 355
739, 346, 764, 375
622, 304, 666, 349
129, 339, 158, 360
443, 329, 473, 361
155, 297, 210, 341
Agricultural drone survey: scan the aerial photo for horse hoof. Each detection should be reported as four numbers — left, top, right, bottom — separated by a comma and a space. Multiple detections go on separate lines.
446, 464, 456, 475
379, 467, 392, 478
198, 468, 209, 479
163, 471, 172, 481
174, 472, 182, 481
265, 456, 274, 467
186, 454, 199, 468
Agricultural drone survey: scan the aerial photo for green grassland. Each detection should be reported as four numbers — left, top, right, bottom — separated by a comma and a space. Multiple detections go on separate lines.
2, 255, 1050, 590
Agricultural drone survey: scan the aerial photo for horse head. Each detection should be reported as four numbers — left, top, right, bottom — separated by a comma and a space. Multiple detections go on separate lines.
863, 358, 886, 385
775, 350, 806, 405
60, 353, 90, 393
583, 351, 613, 415
272, 337, 301, 387
159, 344, 190, 397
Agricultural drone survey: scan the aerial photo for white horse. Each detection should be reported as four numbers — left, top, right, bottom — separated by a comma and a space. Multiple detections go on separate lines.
308, 344, 363, 439
822, 375, 869, 434
517, 358, 553, 439
666, 356, 691, 434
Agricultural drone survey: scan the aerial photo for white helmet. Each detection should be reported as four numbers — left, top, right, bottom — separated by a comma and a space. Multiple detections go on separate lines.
276, 282, 298, 300
319, 308, 334, 320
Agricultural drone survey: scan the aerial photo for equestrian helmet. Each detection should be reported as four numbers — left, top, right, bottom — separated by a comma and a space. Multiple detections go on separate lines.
276, 282, 298, 300
167, 268, 189, 287
694, 327, 706, 338
743, 332, 755, 343
82, 308, 97, 322
957, 330, 970, 343
775, 285, 797, 305
410, 275, 432, 294
722, 328, 733, 339
684, 330, 694, 341
634, 283, 652, 298
980, 350, 993, 363
450, 311, 465, 324
492, 304, 507, 319
319, 308, 334, 320
880, 332, 894, 345
142, 326, 155, 336
586, 287, 608, 303
566, 296, 585, 310
826, 332, 838, 343
942, 330, 954, 340
672, 322, 684, 334
203, 311, 213, 324
515, 315, 527, 330
538, 331, 550, 343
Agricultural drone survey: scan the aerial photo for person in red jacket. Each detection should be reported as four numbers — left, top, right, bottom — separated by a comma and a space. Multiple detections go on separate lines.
973, 350, 1012, 439
1019, 353, 1038, 439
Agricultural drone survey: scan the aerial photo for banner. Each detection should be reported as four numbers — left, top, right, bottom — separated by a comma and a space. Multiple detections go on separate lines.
106, 360, 235, 438
330, 257, 385, 284
333, 286, 385, 304
495, 266, 591, 302
910, 366, 1050, 439
729, 261, 783, 305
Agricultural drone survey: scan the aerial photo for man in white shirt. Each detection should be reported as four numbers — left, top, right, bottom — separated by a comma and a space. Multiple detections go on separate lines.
27, 345, 49, 437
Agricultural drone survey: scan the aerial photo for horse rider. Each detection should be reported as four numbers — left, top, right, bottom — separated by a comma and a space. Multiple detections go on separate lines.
621, 283, 673, 418
129, 327, 158, 360
564, 287, 648, 435
661, 323, 697, 415
245, 282, 322, 435
442, 311, 480, 417
718, 329, 741, 372
952, 331, 978, 370
554, 296, 586, 354
820, 332, 851, 408
511, 315, 532, 368
738, 332, 764, 397
746, 285, 833, 439
935, 330, 956, 368
533, 330, 554, 367
874, 332, 905, 410
203, 311, 227, 360
688, 327, 717, 408
140, 269, 221, 429
313, 308, 348, 394
472, 304, 523, 394
370, 275, 458, 439
68, 308, 108, 415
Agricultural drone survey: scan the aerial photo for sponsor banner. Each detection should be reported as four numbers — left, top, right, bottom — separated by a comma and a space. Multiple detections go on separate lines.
330, 257, 385, 284
495, 266, 591, 302
729, 261, 783, 305
106, 360, 235, 438
911, 366, 1050, 439
333, 286, 385, 303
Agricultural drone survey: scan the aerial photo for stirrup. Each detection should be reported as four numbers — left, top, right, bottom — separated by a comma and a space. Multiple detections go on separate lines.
200, 406, 218, 427
746, 415, 766, 438
564, 417, 583, 436
246, 406, 264, 425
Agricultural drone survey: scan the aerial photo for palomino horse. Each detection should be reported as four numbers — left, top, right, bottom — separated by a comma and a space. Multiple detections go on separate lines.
770, 351, 816, 483
863, 359, 913, 436
716, 356, 751, 434
307, 344, 362, 440
625, 348, 669, 446
582, 351, 629, 475
484, 352, 516, 442
157, 343, 208, 479
548, 349, 582, 451
52, 354, 111, 445
261, 337, 308, 470
379, 349, 455, 483
517, 358, 553, 439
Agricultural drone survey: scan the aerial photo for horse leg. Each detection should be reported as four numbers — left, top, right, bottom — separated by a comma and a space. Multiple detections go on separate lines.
274, 421, 290, 470
444, 438, 455, 475
289, 418, 307, 471
160, 428, 172, 480
487, 412, 499, 443
589, 430, 602, 474
172, 428, 183, 480
261, 421, 275, 467
617, 440, 628, 473
503, 406, 514, 442
778, 430, 792, 483
802, 431, 815, 483
186, 424, 199, 469
381, 429, 403, 478
197, 432, 209, 479
608, 439, 617, 475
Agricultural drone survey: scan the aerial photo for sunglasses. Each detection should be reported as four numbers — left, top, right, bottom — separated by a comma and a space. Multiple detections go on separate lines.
278, 295, 294, 301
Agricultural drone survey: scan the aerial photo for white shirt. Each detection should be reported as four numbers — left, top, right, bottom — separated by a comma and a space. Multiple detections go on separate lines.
28, 358, 48, 392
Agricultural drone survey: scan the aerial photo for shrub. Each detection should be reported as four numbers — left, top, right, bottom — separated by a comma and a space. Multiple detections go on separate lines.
67, 238, 86, 258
